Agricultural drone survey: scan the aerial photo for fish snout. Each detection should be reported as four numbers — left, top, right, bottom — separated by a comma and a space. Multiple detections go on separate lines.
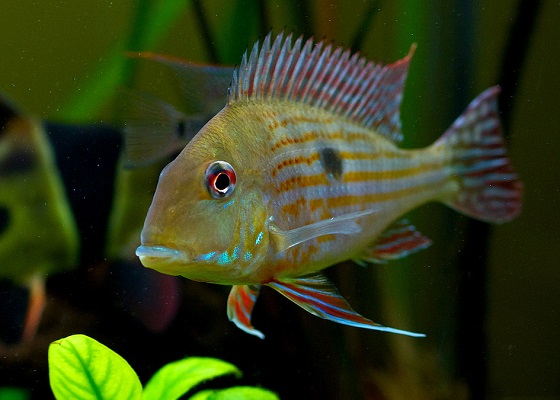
135, 244, 186, 275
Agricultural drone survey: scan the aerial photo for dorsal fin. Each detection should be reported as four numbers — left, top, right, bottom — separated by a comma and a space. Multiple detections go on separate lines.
228, 32, 415, 143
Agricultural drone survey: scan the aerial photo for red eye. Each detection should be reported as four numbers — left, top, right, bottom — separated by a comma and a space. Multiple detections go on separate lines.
205, 161, 237, 199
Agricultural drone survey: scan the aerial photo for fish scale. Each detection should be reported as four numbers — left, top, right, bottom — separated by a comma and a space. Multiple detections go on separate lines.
136, 32, 522, 339
255, 103, 450, 229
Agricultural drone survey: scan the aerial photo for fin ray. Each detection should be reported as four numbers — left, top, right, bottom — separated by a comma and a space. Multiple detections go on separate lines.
437, 86, 523, 222
228, 32, 414, 143
358, 219, 432, 263
268, 274, 424, 337
270, 208, 377, 252
121, 90, 210, 167
227, 285, 264, 339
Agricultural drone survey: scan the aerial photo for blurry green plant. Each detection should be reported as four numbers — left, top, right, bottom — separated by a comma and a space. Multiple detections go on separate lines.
48, 334, 278, 400
57, 0, 193, 122
0, 388, 29, 400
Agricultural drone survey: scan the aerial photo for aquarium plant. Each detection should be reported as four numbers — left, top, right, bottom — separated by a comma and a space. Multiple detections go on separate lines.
48, 334, 278, 400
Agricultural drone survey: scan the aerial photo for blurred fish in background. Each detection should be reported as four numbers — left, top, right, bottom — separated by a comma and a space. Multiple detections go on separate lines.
0, 96, 78, 342
0, 92, 181, 343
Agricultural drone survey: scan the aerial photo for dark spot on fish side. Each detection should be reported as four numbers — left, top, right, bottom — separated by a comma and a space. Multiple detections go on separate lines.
0, 150, 36, 176
176, 119, 186, 139
320, 147, 343, 180
0, 206, 9, 235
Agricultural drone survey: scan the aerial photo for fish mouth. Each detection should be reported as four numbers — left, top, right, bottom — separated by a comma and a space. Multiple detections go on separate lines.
136, 245, 187, 275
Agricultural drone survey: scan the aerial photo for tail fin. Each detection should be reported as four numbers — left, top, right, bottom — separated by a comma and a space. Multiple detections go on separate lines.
437, 87, 523, 223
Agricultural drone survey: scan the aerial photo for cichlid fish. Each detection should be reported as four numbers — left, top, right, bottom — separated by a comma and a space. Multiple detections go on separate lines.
136, 32, 523, 339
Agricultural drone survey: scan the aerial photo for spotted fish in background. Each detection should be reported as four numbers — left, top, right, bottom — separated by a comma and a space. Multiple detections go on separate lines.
136, 32, 523, 339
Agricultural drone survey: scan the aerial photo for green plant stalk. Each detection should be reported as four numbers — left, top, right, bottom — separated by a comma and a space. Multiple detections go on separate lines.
56, 0, 192, 123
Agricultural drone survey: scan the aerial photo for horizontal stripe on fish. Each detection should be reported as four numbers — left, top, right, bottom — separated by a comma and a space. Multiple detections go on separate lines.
271, 148, 447, 194
274, 161, 445, 191
279, 175, 449, 218
276, 163, 446, 194
272, 149, 413, 172
341, 161, 444, 182
324, 181, 449, 209
270, 146, 421, 182
268, 121, 385, 153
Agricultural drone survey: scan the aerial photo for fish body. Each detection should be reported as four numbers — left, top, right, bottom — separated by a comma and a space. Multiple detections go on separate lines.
137, 32, 522, 338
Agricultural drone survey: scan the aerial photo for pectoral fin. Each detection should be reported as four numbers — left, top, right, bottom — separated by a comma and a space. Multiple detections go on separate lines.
227, 285, 264, 339
270, 209, 377, 252
357, 219, 432, 264
268, 274, 425, 337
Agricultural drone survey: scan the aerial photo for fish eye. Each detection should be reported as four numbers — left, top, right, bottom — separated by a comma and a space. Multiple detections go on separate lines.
205, 161, 237, 199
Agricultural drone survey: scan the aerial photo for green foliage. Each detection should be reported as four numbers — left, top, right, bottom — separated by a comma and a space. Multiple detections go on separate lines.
48, 334, 278, 400
142, 357, 241, 400
48, 334, 142, 400
190, 386, 280, 400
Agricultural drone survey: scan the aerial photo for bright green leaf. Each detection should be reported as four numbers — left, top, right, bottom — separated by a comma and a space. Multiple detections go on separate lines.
48, 334, 142, 400
143, 357, 242, 400
189, 386, 280, 400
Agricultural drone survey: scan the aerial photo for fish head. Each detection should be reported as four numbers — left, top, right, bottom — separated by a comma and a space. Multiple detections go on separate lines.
137, 112, 270, 283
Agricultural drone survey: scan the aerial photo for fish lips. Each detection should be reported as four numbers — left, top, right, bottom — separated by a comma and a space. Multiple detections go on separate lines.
136, 245, 187, 276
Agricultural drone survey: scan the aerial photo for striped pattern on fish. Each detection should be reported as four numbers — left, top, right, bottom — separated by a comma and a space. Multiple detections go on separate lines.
136, 32, 522, 339
225, 101, 451, 278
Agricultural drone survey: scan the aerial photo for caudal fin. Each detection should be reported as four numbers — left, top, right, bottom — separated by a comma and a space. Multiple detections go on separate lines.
437, 87, 523, 223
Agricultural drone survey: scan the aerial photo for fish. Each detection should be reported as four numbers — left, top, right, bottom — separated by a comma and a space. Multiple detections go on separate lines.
122, 52, 234, 168
0, 94, 79, 342
136, 32, 523, 339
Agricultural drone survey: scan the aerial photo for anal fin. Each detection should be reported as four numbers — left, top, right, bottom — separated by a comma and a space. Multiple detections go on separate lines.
357, 219, 432, 264
268, 274, 424, 337
227, 285, 263, 339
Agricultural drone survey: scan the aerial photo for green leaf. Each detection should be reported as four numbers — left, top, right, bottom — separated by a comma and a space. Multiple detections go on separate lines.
143, 357, 242, 400
48, 334, 142, 400
189, 386, 280, 400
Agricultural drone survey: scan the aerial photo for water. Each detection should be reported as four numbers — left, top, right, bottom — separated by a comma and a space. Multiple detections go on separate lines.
0, 1, 558, 399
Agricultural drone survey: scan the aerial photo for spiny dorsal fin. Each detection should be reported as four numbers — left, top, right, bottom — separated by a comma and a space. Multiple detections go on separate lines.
228, 32, 415, 143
